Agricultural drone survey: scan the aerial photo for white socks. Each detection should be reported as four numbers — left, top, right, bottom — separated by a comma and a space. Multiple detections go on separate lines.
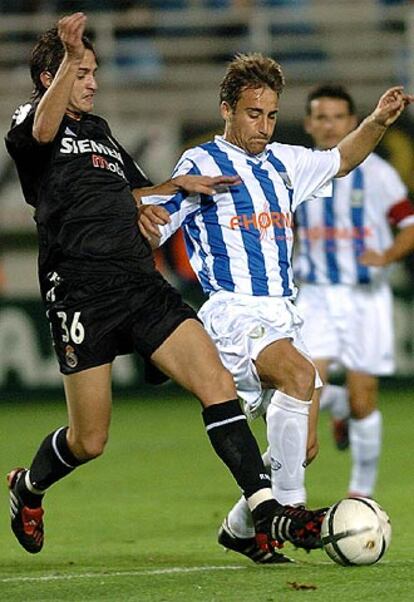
226, 391, 310, 538
349, 409, 382, 497
266, 390, 310, 506
226, 495, 255, 539
320, 384, 349, 419
321, 385, 382, 496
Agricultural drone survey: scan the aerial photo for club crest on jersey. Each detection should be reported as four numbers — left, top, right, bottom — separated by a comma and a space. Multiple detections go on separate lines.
278, 171, 293, 190
351, 189, 364, 207
65, 345, 78, 369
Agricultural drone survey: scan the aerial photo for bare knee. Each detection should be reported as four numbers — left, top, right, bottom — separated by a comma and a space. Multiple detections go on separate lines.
197, 365, 237, 406
256, 340, 315, 400
67, 430, 109, 461
349, 399, 377, 420
348, 375, 378, 419
283, 359, 316, 400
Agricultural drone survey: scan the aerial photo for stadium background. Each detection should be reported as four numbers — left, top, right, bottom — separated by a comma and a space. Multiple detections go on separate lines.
0, 0, 413, 398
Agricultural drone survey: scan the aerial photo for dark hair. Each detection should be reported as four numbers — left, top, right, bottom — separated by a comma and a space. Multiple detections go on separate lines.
306, 84, 356, 115
220, 53, 285, 109
30, 26, 96, 101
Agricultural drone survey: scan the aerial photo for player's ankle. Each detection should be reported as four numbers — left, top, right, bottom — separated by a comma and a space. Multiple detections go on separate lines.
17, 471, 44, 509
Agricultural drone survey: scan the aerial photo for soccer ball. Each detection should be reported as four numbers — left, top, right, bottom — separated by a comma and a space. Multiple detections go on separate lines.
321, 498, 391, 566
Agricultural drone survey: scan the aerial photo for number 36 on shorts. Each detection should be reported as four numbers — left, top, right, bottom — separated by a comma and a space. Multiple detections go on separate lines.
55, 311, 85, 345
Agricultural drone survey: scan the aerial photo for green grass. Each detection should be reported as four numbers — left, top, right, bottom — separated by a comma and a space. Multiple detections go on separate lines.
0, 387, 413, 601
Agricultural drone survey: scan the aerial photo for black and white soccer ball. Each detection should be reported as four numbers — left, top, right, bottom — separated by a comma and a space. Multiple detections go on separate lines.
321, 497, 391, 566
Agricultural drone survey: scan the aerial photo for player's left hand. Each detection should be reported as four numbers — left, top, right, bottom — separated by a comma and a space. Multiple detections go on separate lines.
173, 174, 241, 196
359, 248, 388, 266
138, 204, 170, 244
305, 436, 319, 465
371, 86, 414, 128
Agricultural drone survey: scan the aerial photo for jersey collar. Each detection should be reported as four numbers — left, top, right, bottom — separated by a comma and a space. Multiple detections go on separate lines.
214, 135, 269, 162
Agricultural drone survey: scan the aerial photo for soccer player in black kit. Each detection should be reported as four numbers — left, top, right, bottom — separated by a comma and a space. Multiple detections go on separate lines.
5, 12, 326, 558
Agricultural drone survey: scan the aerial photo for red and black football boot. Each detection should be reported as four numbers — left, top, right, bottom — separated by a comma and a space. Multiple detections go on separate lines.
218, 518, 294, 564
7, 468, 44, 554
252, 499, 328, 552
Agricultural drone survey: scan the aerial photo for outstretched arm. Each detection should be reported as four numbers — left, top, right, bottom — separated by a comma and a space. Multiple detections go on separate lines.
135, 173, 241, 245
336, 87, 414, 177
133, 174, 241, 202
33, 12, 87, 143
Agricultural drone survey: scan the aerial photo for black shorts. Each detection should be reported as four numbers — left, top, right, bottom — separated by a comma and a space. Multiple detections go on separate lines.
44, 271, 198, 376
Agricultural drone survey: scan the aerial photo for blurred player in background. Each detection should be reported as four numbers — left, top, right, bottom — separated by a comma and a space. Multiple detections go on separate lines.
295, 84, 414, 497
5, 13, 326, 557
139, 54, 413, 563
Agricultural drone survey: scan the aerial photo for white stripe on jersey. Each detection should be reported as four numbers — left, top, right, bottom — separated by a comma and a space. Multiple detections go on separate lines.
144, 136, 340, 297
295, 153, 408, 285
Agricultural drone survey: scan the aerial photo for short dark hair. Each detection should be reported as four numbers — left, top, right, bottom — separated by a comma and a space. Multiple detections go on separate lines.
220, 53, 285, 109
306, 84, 356, 115
30, 26, 96, 101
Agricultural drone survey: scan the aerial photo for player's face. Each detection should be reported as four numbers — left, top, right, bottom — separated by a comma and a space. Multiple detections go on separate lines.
221, 86, 279, 155
305, 97, 357, 149
67, 49, 98, 116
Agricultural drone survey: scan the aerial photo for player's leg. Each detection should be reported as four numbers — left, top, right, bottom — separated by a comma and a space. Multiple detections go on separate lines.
218, 445, 293, 564
8, 364, 112, 553
312, 359, 350, 450
321, 383, 350, 450
151, 319, 272, 501
306, 360, 329, 463
346, 371, 381, 497
255, 338, 316, 507
339, 283, 392, 497
151, 318, 324, 552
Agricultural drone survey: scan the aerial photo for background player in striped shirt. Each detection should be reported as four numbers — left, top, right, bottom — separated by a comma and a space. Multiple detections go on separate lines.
295, 84, 414, 498
139, 54, 413, 563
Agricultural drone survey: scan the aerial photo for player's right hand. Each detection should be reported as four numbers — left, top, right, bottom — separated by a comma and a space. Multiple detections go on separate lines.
58, 12, 87, 62
371, 86, 414, 128
138, 204, 170, 245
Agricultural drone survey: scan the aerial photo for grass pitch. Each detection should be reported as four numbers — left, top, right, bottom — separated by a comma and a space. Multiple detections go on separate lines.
0, 386, 413, 601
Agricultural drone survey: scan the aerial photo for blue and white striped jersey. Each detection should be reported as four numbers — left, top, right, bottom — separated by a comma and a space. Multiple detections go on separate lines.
295, 153, 412, 286
143, 135, 340, 297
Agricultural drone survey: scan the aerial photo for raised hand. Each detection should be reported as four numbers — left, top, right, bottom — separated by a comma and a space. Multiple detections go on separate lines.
371, 86, 414, 128
57, 12, 87, 62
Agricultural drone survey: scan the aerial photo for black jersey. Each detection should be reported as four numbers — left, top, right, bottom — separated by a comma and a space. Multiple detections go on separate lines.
5, 103, 156, 291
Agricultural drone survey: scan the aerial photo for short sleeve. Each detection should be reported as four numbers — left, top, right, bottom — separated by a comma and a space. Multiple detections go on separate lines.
5, 104, 40, 158
374, 160, 409, 223
290, 146, 341, 209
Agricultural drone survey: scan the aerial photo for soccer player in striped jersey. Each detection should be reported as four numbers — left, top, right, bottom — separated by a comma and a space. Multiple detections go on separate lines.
295, 84, 414, 498
138, 54, 413, 563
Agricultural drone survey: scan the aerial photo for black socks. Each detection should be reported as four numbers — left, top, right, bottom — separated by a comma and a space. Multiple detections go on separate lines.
202, 399, 271, 499
18, 427, 88, 506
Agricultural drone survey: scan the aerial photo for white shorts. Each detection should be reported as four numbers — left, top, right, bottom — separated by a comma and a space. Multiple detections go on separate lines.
296, 282, 394, 376
198, 291, 321, 417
